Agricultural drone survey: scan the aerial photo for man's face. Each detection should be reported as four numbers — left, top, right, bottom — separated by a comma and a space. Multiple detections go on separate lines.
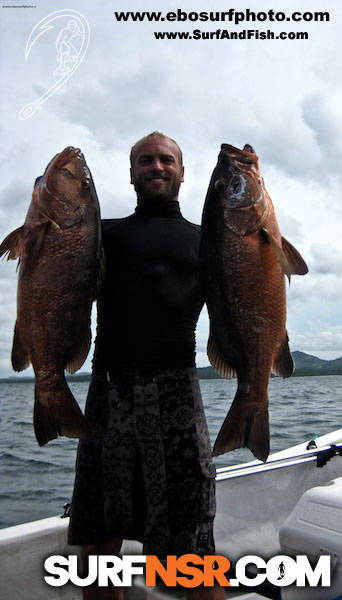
130, 137, 184, 202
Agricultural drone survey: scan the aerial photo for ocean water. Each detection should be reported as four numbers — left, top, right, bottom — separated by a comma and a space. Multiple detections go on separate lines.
0, 376, 341, 529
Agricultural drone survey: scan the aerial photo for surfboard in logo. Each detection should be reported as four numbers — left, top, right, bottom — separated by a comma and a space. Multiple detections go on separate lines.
19, 9, 90, 120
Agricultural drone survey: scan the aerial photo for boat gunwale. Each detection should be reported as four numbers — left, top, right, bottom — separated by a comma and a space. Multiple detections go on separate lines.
216, 435, 342, 480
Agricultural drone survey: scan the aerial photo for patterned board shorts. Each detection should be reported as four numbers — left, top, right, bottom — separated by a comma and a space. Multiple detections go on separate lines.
68, 367, 216, 558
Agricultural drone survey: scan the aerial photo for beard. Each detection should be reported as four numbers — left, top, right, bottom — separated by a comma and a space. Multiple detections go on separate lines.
133, 174, 182, 203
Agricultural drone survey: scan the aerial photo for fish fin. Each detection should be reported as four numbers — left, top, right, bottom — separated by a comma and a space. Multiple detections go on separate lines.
281, 237, 308, 275
260, 227, 292, 282
213, 386, 270, 462
0, 226, 23, 260
207, 331, 236, 379
65, 329, 91, 374
17, 224, 49, 277
11, 322, 30, 371
34, 379, 88, 446
272, 332, 294, 378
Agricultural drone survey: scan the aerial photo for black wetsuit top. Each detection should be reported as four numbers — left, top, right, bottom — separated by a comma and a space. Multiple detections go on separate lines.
93, 199, 204, 374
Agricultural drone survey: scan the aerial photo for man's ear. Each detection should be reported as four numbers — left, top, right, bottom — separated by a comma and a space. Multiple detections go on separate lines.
180, 166, 184, 183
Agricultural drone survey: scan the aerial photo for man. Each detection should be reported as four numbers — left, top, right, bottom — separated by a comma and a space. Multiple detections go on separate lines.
68, 132, 225, 600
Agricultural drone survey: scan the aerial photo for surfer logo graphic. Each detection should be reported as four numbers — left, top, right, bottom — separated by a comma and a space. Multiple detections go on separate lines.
19, 9, 90, 120
277, 560, 285, 580
53, 19, 82, 76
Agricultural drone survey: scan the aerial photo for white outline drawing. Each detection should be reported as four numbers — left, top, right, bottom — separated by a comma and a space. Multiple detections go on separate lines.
19, 9, 90, 120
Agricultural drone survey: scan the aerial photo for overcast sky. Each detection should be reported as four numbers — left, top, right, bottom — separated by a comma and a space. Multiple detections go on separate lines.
0, 0, 341, 377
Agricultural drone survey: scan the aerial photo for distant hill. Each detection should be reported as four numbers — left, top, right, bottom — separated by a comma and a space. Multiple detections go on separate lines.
0, 372, 92, 384
291, 351, 342, 376
197, 352, 342, 378
1, 351, 342, 383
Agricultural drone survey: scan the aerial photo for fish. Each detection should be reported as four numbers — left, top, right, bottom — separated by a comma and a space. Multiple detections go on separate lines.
0, 146, 104, 446
200, 143, 308, 462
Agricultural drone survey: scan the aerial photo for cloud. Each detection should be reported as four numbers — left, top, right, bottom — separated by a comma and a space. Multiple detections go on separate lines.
1, 0, 342, 376
290, 323, 342, 356
0, 181, 33, 230
33, 3, 340, 191
288, 273, 342, 305
286, 242, 342, 312
302, 91, 342, 181
309, 243, 342, 275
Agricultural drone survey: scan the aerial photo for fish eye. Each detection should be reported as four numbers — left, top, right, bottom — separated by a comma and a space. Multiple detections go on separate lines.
214, 179, 227, 193
81, 178, 90, 189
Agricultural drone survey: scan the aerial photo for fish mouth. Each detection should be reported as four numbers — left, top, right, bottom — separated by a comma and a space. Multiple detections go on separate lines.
54, 146, 84, 168
220, 143, 258, 166
34, 147, 86, 208
39, 147, 84, 183
44, 147, 85, 186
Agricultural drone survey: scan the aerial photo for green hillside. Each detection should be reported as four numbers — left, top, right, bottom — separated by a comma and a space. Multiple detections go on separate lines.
197, 351, 342, 378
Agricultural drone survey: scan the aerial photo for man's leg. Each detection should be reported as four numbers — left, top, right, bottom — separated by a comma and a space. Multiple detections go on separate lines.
81, 537, 123, 600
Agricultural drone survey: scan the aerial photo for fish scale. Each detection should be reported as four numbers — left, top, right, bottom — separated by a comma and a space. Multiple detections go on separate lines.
200, 143, 308, 462
0, 146, 104, 446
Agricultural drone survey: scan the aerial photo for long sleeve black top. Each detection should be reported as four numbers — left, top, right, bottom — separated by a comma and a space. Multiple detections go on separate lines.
92, 199, 204, 374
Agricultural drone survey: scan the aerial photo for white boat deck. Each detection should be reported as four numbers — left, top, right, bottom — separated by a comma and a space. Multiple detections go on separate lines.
1, 428, 341, 600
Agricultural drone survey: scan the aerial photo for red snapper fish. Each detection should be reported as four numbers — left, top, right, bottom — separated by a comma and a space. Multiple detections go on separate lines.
200, 143, 308, 462
0, 147, 104, 446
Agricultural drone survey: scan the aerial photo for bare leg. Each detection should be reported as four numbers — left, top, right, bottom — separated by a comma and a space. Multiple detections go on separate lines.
81, 537, 123, 600
187, 586, 226, 600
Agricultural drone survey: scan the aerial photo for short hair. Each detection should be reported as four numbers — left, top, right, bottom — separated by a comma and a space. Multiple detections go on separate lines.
130, 131, 183, 167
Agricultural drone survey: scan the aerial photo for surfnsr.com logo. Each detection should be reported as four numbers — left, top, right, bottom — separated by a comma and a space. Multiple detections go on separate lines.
44, 553, 332, 588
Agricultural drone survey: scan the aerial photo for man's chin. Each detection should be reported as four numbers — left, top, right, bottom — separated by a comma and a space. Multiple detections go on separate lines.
138, 191, 175, 203
136, 185, 180, 203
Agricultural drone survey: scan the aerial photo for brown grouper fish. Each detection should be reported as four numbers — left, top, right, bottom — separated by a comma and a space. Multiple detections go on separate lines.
0, 147, 104, 446
200, 144, 308, 462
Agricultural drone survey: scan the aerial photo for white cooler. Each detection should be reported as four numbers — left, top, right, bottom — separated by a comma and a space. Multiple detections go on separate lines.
279, 476, 342, 599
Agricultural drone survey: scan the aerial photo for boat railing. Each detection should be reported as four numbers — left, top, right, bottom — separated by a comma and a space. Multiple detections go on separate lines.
216, 442, 342, 481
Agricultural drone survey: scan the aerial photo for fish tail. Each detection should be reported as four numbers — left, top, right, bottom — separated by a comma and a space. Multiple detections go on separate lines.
213, 384, 269, 462
34, 379, 88, 446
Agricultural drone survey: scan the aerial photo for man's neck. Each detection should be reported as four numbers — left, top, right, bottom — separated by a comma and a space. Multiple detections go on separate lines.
135, 197, 182, 217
